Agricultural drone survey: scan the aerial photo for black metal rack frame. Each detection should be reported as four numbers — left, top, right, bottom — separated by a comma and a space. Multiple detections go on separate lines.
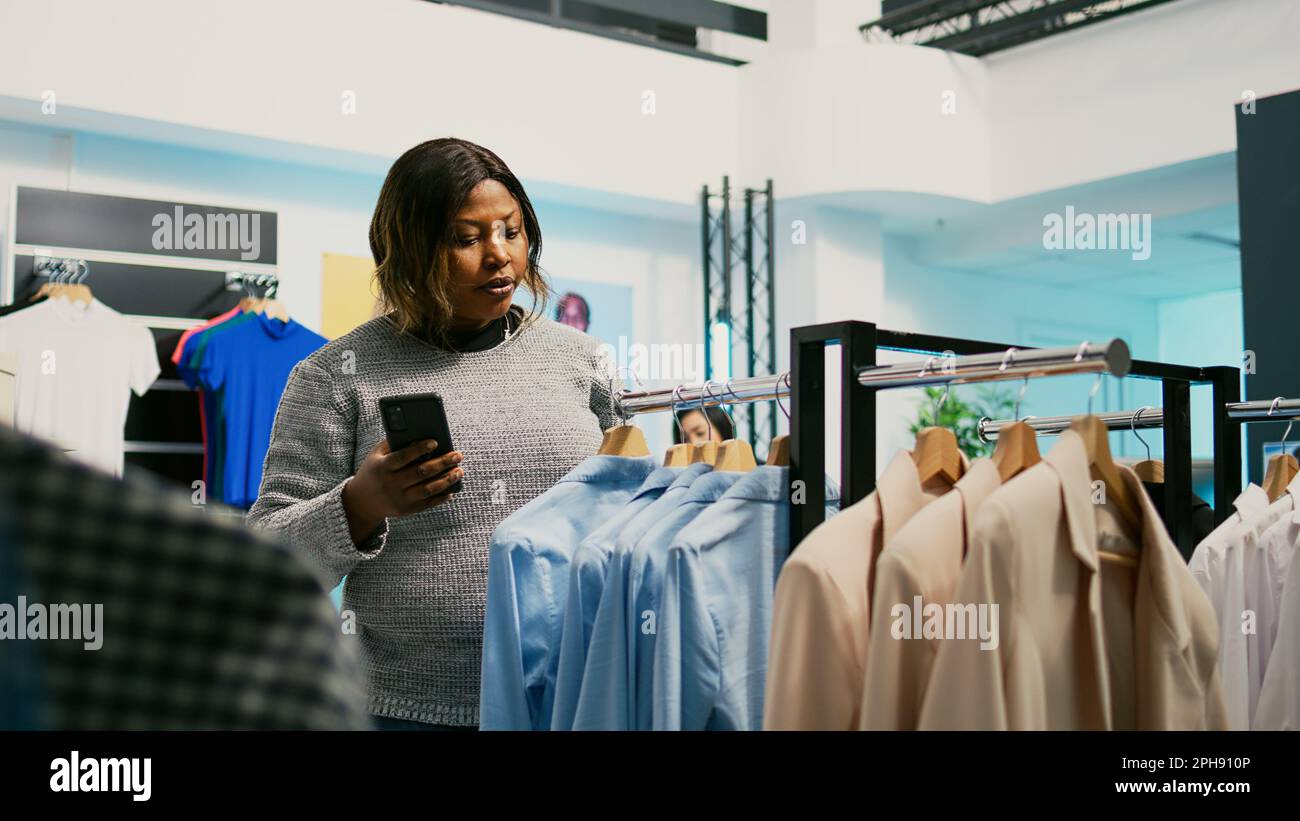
789, 320, 1243, 557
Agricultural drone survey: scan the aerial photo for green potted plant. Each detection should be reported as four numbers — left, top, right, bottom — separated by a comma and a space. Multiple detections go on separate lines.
908, 385, 1018, 461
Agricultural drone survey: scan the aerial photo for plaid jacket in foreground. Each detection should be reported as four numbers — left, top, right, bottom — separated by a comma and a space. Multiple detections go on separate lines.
0, 425, 370, 730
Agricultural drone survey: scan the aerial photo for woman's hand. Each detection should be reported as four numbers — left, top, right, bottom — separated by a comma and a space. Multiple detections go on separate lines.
341, 439, 464, 546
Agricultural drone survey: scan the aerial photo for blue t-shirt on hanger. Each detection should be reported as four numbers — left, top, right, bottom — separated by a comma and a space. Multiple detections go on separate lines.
188, 312, 327, 509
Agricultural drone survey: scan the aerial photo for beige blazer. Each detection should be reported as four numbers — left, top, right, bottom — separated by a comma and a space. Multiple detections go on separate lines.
764, 449, 964, 730
917, 431, 1228, 730
859, 458, 1001, 730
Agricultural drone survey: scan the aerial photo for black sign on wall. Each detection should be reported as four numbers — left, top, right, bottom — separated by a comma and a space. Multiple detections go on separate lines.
1236, 89, 1300, 484
14, 187, 278, 265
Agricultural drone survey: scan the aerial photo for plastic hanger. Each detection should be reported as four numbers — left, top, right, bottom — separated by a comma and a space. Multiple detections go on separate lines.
711, 379, 756, 472
597, 368, 650, 457
663, 385, 694, 466
911, 359, 963, 488
1129, 406, 1164, 483
767, 372, 791, 467
1262, 397, 1298, 502
1068, 369, 1141, 563
990, 355, 1041, 482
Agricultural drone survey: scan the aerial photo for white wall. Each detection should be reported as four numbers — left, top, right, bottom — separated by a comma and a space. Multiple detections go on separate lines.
0, 0, 740, 208
3, 0, 1296, 212
988, 0, 1300, 199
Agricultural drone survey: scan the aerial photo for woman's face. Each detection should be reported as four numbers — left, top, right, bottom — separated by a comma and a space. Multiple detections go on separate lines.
681, 410, 723, 445
447, 179, 528, 332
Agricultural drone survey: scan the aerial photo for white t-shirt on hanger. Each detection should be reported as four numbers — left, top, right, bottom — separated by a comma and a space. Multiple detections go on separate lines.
0, 296, 159, 476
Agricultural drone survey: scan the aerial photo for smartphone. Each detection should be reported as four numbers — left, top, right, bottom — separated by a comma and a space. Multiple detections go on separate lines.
379, 392, 463, 493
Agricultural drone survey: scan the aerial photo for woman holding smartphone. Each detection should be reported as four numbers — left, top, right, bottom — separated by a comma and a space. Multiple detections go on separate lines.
248, 138, 620, 730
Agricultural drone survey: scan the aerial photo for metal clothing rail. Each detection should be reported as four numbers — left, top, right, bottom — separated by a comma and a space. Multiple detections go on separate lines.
612, 339, 1127, 417
1225, 398, 1300, 421
790, 321, 1226, 559
979, 407, 1164, 440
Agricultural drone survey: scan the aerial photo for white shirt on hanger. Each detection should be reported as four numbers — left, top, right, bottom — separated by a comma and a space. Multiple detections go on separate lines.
1234, 473, 1300, 723
1188, 483, 1269, 730
0, 296, 159, 477
1255, 506, 1300, 729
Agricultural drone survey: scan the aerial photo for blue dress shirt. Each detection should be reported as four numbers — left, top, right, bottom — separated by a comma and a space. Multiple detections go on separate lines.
626, 469, 747, 729
571, 462, 714, 730
479, 454, 656, 730
549, 466, 682, 730
652, 466, 840, 730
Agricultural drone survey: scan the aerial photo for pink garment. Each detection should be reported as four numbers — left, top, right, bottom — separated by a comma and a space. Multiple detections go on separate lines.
171, 306, 241, 366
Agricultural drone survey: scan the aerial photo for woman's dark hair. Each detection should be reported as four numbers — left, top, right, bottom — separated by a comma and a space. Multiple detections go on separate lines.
673, 406, 736, 444
369, 137, 550, 349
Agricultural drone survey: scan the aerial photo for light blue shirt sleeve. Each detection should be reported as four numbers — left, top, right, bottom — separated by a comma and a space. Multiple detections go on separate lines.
479, 532, 542, 730
479, 455, 655, 731
653, 541, 721, 731
550, 542, 612, 731
652, 468, 841, 730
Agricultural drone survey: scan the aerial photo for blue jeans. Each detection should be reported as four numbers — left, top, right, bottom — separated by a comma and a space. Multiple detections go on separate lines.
371, 715, 477, 731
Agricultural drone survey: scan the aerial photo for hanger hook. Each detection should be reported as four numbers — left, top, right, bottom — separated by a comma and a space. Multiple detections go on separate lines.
720, 377, 741, 426
774, 371, 791, 421
1000, 348, 1028, 420
1131, 406, 1152, 461
1269, 396, 1293, 450
1087, 372, 1103, 416
671, 384, 688, 443
700, 380, 719, 442
932, 380, 950, 428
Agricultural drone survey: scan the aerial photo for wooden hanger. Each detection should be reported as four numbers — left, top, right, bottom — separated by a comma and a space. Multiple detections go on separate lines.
1069, 414, 1143, 553
598, 424, 650, 457
716, 439, 757, 472
261, 298, 291, 322
1261, 401, 1298, 503
991, 420, 1041, 482
1133, 460, 1164, 483
1127, 406, 1163, 483
690, 441, 718, 465
766, 434, 789, 467
912, 381, 963, 488
664, 444, 693, 467
1263, 454, 1298, 502
913, 426, 963, 487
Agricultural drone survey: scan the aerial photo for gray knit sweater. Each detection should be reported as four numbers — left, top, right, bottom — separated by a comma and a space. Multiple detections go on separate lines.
247, 308, 620, 726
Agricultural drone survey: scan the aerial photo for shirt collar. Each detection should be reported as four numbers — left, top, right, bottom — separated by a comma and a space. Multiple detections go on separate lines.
558, 454, 657, 485
878, 447, 969, 544
1042, 429, 1099, 572
684, 470, 746, 503
667, 461, 714, 490
1233, 483, 1269, 522
256, 312, 295, 339
631, 466, 684, 499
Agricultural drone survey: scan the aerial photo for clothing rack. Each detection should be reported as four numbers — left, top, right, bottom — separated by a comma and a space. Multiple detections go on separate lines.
789, 321, 1240, 558
608, 320, 1245, 559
